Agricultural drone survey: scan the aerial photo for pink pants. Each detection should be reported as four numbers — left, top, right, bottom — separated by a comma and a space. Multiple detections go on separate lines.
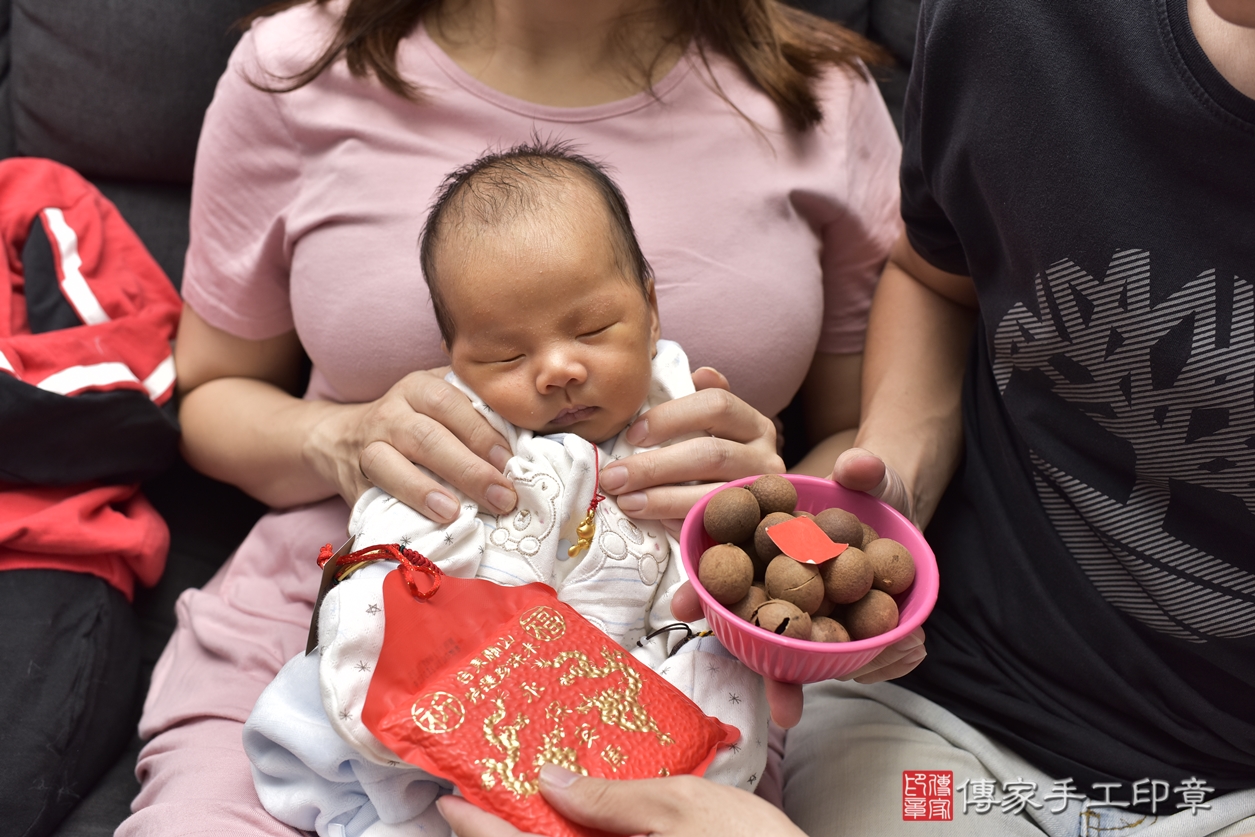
119, 499, 349, 836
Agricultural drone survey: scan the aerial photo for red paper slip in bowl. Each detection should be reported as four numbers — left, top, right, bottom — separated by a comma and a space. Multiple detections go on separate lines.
361, 570, 737, 837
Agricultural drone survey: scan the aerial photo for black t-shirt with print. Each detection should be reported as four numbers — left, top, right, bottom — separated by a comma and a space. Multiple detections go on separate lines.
895, 0, 1255, 805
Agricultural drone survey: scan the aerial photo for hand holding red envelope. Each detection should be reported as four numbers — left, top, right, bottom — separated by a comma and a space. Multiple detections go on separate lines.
765, 516, 847, 565
361, 565, 738, 837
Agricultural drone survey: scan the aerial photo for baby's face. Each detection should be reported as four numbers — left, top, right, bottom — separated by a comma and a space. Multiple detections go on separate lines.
440, 206, 660, 444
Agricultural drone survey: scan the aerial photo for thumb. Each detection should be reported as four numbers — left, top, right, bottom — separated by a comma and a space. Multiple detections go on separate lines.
670, 581, 704, 622
832, 447, 915, 522
831, 447, 887, 494
691, 366, 730, 392
539, 766, 675, 834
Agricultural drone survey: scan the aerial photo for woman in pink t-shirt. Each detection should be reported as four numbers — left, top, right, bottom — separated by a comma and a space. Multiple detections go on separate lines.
124, 1, 919, 835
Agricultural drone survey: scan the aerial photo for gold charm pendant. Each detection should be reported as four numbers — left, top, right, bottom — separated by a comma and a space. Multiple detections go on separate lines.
568, 508, 597, 558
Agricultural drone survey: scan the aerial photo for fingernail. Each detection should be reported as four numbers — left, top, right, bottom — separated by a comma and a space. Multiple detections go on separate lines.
540, 764, 582, 789
617, 492, 646, 513
625, 419, 648, 445
489, 445, 510, 472
599, 465, 628, 492
486, 484, 516, 513
426, 491, 459, 521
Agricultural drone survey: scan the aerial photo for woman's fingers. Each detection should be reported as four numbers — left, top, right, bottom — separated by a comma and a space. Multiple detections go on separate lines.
845, 626, 927, 684
764, 678, 803, 728
435, 795, 538, 837
669, 581, 703, 622
690, 365, 730, 392
626, 386, 776, 448
358, 438, 469, 522
600, 437, 782, 519
540, 768, 804, 837
596, 375, 782, 521
394, 371, 511, 470
610, 481, 738, 522
350, 371, 516, 522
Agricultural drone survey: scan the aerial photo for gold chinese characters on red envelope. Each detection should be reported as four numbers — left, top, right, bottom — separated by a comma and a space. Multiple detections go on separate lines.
362, 568, 738, 837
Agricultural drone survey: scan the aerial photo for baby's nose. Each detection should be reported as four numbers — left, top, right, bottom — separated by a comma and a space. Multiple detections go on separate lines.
536, 348, 587, 391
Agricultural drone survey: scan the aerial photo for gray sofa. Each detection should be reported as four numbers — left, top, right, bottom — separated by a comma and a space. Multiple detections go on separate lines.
0, 0, 916, 833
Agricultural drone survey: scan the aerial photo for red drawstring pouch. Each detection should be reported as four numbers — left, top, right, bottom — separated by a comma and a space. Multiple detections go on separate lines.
354, 545, 738, 837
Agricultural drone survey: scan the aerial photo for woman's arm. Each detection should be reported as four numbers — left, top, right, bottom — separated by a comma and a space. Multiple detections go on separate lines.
833, 232, 978, 528
789, 351, 861, 477
175, 306, 517, 519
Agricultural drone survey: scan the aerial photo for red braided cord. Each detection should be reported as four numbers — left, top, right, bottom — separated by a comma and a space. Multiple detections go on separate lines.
588, 445, 605, 514
315, 542, 443, 599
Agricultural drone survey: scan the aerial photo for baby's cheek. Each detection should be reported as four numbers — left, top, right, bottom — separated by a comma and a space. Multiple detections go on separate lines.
477, 375, 545, 431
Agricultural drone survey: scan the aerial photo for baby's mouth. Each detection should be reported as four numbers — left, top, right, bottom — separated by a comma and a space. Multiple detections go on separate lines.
550, 405, 598, 426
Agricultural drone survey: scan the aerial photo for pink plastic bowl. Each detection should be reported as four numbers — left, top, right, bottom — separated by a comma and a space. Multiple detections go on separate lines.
680, 474, 938, 684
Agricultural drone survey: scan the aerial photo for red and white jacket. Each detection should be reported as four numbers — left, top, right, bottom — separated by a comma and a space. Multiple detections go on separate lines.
0, 158, 181, 598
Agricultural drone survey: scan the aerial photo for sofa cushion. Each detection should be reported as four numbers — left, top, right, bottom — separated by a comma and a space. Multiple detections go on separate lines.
93, 180, 192, 289
9, 0, 261, 183
0, 0, 14, 159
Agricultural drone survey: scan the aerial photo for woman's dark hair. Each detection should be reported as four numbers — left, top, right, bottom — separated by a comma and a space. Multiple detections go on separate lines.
419, 139, 653, 344
241, 0, 887, 131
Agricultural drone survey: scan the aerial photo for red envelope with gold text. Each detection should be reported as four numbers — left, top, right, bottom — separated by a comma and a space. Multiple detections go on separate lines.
362, 569, 738, 837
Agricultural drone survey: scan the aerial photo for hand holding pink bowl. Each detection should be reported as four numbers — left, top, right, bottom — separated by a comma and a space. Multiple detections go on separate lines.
679, 474, 938, 684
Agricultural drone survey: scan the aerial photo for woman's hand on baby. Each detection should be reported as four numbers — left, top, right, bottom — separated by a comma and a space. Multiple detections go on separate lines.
310, 368, 516, 522
436, 767, 806, 837
597, 366, 785, 531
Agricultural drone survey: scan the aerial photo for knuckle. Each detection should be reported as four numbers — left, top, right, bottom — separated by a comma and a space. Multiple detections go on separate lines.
700, 437, 734, 472
420, 380, 459, 415
358, 440, 386, 476
404, 417, 443, 455
450, 457, 490, 493
707, 387, 737, 419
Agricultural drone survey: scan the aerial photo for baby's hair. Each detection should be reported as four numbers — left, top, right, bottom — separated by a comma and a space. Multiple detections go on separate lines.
420, 139, 653, 344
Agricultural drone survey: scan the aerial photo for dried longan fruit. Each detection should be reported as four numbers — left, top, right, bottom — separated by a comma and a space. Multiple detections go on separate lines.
813, 511, 863, 549
844, 589, 899, 640
748, 474, 797, 516
703, 487, 761, 544
728, 585, 769, 622
753, 512, 794, 564
864, 538, 916, 595
813, 596, 836, 618
751, 599, 811, 640
819, 546, 874, 604
814, 508, 863, 548
698, 544, 754, 605
810, 616, 850, 643
764, 555, 825, 615
736, 536, 770, 582
861, 522, 879, 545
795, 510, 816, 522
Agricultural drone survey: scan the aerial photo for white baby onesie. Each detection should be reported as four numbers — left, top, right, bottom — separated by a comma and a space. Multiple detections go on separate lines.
244, 340, 769, 837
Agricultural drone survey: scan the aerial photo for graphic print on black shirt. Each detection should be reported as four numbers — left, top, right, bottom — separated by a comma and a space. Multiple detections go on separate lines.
991, 250, 1255, 643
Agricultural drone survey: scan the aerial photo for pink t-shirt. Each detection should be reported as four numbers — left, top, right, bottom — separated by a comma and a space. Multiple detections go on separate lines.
182, 4, 901, 418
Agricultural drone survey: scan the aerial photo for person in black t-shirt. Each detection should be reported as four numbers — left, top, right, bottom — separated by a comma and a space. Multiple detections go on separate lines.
779, 0, 1255, 835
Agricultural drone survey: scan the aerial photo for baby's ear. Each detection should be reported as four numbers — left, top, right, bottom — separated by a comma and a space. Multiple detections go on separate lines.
646, 280, 661, 345
441, 339, 450, 356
